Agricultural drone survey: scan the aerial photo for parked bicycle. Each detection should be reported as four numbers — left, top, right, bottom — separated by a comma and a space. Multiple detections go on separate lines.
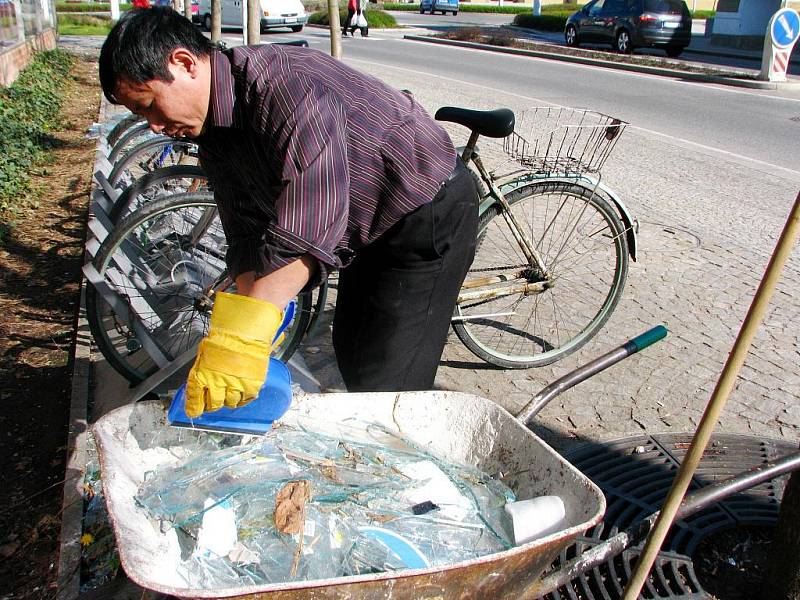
86, 105, 637, 383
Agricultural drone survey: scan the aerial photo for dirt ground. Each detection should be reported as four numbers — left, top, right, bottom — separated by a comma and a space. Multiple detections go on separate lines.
0, 55, 99, 600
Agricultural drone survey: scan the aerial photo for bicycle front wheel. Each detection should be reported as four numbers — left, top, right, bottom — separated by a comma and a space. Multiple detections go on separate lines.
85, 193, 311, 383
453, 180, 629, 368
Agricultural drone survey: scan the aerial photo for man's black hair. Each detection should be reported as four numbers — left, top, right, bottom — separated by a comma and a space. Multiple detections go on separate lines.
99, 6, 213, 104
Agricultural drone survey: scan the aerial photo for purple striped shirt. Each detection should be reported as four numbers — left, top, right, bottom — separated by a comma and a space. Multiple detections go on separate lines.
197, 46, 457, 286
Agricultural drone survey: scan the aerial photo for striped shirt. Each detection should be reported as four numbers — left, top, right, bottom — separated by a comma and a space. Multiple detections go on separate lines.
197, 46, 457, 287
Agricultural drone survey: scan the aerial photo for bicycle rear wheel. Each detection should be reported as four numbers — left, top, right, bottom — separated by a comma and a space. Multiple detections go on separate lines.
108, 122, 158, 163
106, 114, 145, 147
109, 164, 209, 224
109, 138, 199, 190
453, 180, 629, 368
86, 192, 311, 383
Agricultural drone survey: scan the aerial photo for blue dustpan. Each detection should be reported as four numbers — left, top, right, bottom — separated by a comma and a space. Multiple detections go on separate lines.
167, 301, 295, 435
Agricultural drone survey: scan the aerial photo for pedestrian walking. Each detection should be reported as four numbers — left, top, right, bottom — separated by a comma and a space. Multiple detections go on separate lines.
342, 0, 357, 36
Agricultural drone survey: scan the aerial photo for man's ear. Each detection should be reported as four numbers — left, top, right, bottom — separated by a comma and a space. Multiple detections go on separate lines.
170, 48, 200, 77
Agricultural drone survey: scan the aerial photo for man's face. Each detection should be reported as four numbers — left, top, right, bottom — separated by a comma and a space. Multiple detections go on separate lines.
114, 49, 210, 138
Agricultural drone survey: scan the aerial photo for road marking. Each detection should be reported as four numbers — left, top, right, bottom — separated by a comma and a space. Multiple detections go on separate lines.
346, 57, 800, 179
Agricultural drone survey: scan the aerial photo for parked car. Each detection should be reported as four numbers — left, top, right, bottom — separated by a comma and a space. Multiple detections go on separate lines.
565, 0, 692, 58
420, 0, 458, 16
197, 0, 307, 32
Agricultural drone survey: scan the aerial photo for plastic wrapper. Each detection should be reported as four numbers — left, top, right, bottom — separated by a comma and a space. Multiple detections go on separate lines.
135, 419, 516, 588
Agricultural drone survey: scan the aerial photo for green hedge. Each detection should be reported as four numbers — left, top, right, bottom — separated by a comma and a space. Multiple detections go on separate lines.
309, 8, 398, 27
0, 50, 74, 238
56, 2, 132, 11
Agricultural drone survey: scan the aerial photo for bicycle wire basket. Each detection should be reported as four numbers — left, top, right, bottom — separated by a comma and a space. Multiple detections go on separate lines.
501, 107, 627, 175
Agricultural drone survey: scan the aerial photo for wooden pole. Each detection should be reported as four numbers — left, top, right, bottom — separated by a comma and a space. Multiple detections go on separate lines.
211, 0, 221, 42
328, 0, 342, 59
622, 190, 800, 600
247, 0, 260, 45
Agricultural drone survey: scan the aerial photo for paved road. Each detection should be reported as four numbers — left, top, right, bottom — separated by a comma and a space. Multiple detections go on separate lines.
61, 32, 800, 453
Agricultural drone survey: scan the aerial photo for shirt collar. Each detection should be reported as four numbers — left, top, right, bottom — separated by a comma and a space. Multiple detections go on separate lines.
207, 50, 236, 129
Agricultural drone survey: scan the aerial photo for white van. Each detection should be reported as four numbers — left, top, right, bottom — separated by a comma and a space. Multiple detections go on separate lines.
197, 0, 308, 33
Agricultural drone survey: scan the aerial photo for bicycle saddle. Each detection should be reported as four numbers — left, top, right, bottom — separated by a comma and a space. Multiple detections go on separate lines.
434, 107, 515, 139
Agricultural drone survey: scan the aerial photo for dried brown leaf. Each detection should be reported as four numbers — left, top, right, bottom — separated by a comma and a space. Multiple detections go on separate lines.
273, 480, 311, 535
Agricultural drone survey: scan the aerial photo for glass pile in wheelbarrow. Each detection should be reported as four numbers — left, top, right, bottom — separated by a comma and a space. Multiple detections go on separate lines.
135, 419, 516, 589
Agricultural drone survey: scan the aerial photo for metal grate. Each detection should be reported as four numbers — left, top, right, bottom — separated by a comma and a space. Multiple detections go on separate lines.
538, 433, 797, 600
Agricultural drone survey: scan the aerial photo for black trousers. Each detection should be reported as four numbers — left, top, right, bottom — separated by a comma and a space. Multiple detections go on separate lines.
332, 160, 478, 392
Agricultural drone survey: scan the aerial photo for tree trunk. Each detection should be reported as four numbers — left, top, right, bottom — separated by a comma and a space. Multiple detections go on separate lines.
762, 449, 800, 600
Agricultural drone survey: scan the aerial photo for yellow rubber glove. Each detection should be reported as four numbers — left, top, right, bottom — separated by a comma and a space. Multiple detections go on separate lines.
185, 292, 283, 418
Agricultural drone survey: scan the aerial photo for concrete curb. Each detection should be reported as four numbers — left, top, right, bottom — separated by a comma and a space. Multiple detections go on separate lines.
403, 34, 800, 90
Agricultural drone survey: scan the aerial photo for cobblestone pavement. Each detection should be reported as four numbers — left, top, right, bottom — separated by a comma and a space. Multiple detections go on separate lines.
63, 36, 800, 454
302, 58, 800, 454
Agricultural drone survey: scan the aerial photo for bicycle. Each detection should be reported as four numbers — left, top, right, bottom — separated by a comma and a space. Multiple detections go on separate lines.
438, 105, 636, 367
86, 105, 636, 383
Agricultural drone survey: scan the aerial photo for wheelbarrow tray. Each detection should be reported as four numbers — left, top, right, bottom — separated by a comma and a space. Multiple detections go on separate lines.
92, 391, 605, 599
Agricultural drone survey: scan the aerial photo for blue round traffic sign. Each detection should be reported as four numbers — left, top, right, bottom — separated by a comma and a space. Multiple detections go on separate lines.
771, 8, 800, 49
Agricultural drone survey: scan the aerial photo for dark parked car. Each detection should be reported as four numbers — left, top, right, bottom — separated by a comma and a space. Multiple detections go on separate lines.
565, 0, 692, 58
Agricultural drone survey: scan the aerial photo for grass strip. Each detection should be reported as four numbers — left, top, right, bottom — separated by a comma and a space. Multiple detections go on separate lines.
57, 13, 115, 34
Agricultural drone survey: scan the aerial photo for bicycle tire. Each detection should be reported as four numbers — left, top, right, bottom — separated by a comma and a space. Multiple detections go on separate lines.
86, 192, 311, 383
108, 122, 159, 164
453, 180, 629, 368
106, 114, 145, 147
109, 164, 209, 225
108, 137, 199, 188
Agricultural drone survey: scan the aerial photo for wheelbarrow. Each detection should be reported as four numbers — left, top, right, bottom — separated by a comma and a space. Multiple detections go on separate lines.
91, 326, 800, 599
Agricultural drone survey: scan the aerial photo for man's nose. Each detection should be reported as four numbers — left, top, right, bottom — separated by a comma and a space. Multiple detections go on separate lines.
149, 122, 165, 134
